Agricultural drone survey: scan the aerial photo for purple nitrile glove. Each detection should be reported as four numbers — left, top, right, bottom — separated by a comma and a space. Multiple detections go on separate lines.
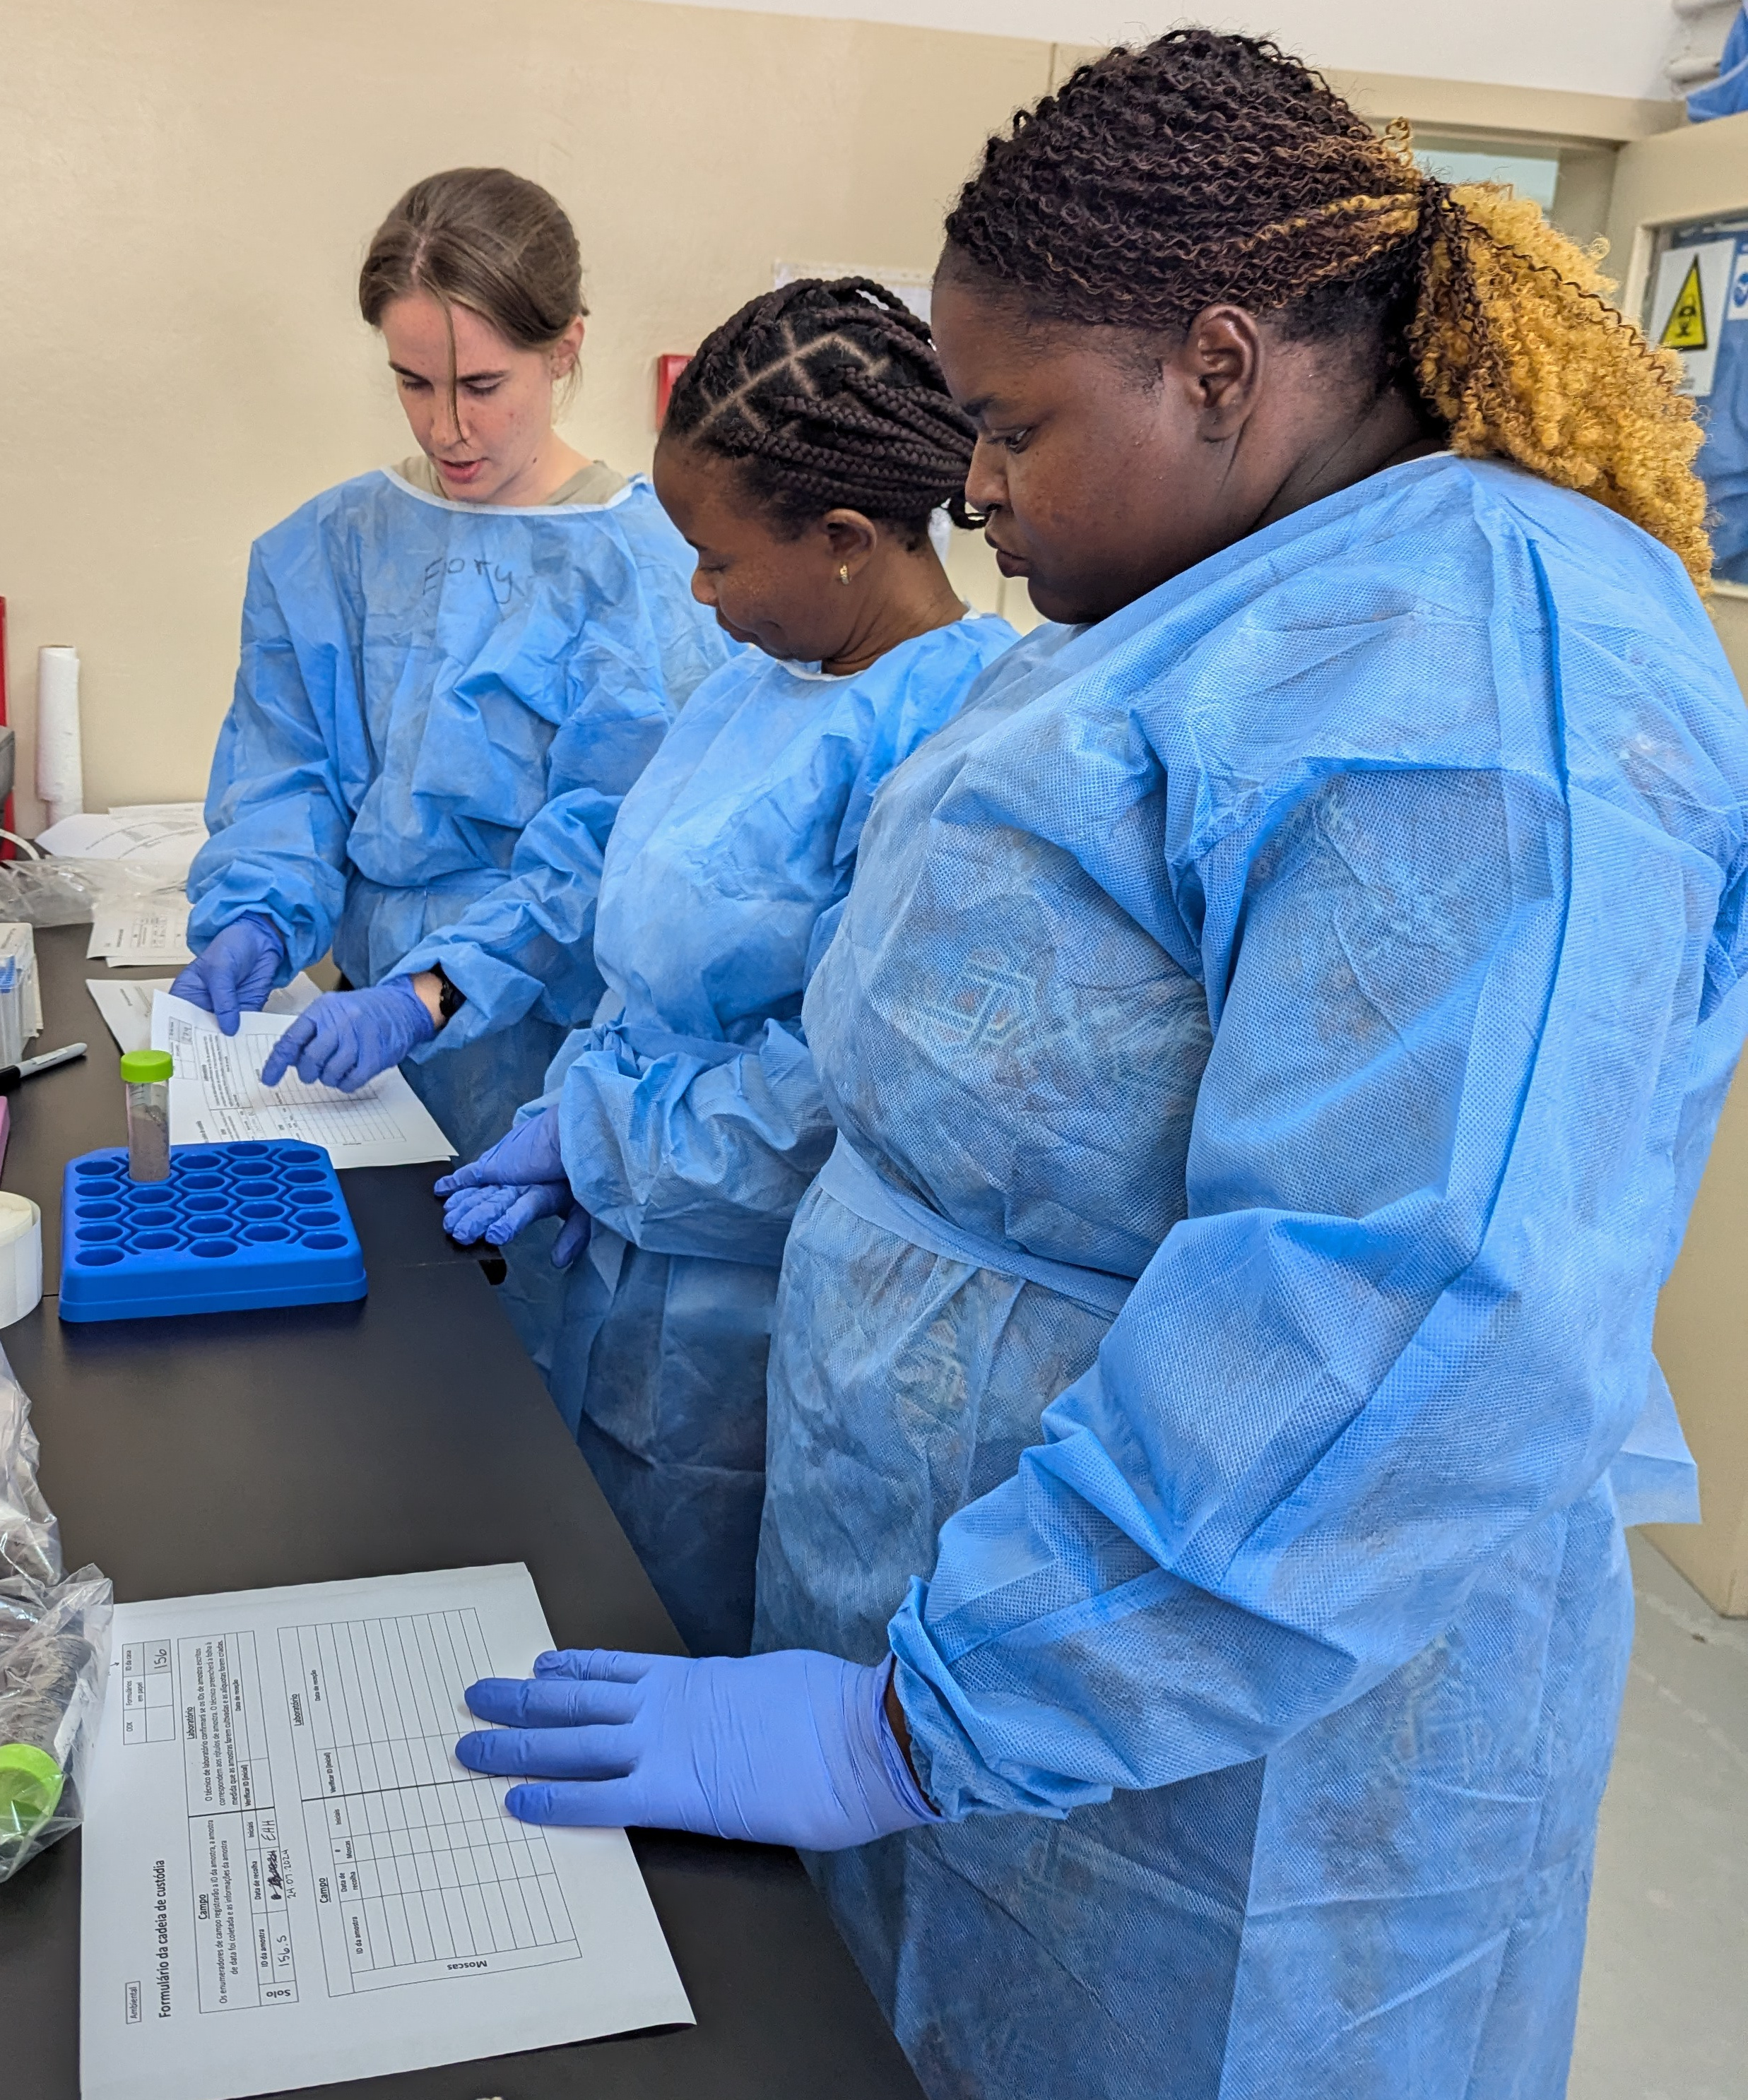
434, 1107, 590, 1266
440, 1184, 593, 1266
261, 978, 435, 1093
455, 1647, 939, 1849
170, 915, 285, 1034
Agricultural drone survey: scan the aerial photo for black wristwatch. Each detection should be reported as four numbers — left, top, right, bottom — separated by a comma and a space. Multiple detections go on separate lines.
432, 967, 466, 1025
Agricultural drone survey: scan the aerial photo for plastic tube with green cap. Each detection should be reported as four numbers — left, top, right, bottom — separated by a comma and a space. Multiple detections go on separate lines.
0, 1740, 65, 1846
1, 1342, 112, 1885
0, 1591, 105, 1880
120, 1047, 173, 1181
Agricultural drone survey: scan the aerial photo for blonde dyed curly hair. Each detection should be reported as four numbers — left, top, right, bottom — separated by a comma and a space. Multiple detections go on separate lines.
945, 33, 1711, 587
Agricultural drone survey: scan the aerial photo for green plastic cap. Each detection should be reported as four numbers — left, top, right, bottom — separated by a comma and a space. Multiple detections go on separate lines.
0, 1742, 64, 1843
119, 1050, 174, 1084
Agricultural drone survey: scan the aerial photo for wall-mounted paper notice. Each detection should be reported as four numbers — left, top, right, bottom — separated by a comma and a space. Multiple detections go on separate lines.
79, 1563, 692, 2100
152, 992, 454, 1168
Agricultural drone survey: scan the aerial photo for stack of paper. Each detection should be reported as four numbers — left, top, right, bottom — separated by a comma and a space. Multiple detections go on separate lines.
86, 973, 321, 1056
87, 898, 194, 969
107, 802, 208, 826
37, 801, 206, 878
151, 992, 454, 1170
33, 802, 206, 967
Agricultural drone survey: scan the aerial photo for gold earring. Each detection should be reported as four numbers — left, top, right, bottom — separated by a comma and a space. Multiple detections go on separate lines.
838, 564, 851, 586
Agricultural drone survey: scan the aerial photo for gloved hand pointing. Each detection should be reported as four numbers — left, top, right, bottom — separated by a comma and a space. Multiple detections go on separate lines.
456, 1647, 939, 1849
434, 1107, 590, 1266
170, 915, 285, 1035
261, 978, 435, 1093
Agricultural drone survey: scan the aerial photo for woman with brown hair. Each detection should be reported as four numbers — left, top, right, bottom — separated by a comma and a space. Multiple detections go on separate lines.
175, 167, 727, 1168
453, 35, 1748, 2100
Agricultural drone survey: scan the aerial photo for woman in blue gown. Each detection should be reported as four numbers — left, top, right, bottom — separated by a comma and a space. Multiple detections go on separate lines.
451, 37, 1747, 2099
175, 168, 725, 1165
438, 280, 1015, 1653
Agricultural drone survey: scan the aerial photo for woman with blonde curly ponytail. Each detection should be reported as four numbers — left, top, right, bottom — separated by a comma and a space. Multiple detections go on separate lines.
473, 35, 1748, 2100
1410, 174, 1711, 581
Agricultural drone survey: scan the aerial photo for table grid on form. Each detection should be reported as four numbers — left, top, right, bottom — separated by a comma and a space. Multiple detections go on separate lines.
280, 1608, 581, 1995
120, 1639, 176, 1744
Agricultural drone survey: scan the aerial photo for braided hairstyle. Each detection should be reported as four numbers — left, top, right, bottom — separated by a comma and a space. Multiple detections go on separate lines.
944, 31, 1711, 586
664, 278, 978, 548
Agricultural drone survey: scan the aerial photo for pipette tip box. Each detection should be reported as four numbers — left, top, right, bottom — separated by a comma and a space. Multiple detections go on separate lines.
58, 1140, 367, 1322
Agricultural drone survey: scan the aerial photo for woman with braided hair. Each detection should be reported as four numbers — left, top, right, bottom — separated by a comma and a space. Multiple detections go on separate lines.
451, 36, 1748, 2099
439, 278, 1014, 1654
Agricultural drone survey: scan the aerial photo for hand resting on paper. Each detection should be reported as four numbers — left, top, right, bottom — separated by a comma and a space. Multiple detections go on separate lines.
455, 1647, 938, 1849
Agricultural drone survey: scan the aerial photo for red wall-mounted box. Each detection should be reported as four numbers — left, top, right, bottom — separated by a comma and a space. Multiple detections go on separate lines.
655, 352, 692, 428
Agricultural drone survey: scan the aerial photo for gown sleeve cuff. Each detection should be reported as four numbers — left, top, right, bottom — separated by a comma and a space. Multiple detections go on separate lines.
187, 892, 316, 975
886, 1579, 1111, 1824
393, 937, 538, 1052
868, 1659, 945, 1827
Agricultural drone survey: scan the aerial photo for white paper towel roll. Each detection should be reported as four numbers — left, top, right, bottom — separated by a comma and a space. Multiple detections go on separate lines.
36, 643, 84, 826
0, 1192, 43, 1327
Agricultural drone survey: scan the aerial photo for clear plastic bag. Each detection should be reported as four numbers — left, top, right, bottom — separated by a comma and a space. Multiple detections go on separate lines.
0, 853, 184, 930
0, 1342, 111, 1882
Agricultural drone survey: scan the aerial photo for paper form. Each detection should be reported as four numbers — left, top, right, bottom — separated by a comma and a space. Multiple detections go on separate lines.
81, 1564, 692, 2100
88, 973, 321, 1055
88, 898, 196, 968
107, 802, 208, 824
152, 992, 454, 1168
37, 808, 206, 876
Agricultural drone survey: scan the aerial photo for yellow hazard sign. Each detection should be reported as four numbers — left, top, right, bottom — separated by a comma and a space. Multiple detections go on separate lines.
1660, 257, 1708, 352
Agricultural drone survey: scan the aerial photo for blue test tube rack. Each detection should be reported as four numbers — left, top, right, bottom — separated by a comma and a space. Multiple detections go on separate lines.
58, 1141, 367, 1322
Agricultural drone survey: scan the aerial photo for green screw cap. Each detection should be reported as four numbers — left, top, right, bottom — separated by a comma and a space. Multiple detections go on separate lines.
0, 1742, 64, 1844
119, 1050, 174, 1085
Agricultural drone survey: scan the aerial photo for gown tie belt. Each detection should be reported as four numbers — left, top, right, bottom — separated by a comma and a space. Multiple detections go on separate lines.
816, 1134, 1135, 1320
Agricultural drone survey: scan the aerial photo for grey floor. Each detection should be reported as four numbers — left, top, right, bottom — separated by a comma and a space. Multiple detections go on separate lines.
1570, 1535, 1748, 2100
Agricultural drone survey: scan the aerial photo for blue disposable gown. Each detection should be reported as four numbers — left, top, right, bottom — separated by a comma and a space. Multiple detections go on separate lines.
187, 468, 728, 1162
534, 613, 1016, 1656
1687, 4, 1748, 119
757, 456, 1748, 2099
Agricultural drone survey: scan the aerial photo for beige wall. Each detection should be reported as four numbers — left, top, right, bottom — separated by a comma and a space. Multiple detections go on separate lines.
0, 4, 1694, 826
0, 0, 1049, 824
